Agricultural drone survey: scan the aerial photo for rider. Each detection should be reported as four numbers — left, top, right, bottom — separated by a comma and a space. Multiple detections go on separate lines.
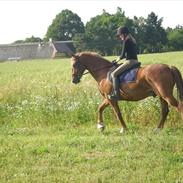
109, 26, 139, 100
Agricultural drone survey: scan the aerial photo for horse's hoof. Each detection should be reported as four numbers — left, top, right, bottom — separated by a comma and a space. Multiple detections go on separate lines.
97, 123, 105, 132
120, 128, 126, 134
153, 128, 161, 133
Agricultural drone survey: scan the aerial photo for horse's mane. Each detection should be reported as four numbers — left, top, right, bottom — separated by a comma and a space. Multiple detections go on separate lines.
76, 52, 111, 64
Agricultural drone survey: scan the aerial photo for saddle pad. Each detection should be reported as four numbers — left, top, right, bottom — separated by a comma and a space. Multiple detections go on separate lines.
119, 68, 138, 83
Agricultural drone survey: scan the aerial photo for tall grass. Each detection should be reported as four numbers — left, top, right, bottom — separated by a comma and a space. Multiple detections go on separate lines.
0, 52, 183, 182
1, 52, 182, 129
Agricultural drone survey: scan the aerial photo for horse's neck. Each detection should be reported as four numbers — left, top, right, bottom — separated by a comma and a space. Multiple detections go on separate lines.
84, 57, 112, 82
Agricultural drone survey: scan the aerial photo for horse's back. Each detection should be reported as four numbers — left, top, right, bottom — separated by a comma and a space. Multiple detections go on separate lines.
101, 63, 174, 101
143, 63, 173, 80
142, 63, 175, 97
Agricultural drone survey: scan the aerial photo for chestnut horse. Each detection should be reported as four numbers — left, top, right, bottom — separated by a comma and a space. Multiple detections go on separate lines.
71, 52, 183, 133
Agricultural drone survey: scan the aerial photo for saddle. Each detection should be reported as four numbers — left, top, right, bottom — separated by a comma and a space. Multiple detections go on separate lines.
107, 62, 141, 83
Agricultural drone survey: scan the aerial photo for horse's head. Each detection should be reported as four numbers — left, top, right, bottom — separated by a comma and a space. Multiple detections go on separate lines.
71, 54, 86, 84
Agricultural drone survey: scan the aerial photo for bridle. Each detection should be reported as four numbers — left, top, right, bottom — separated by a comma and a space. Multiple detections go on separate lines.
73, 58, 84, 81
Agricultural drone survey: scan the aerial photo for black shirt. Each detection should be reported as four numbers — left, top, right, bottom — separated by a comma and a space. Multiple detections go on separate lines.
119, 38, 138, 60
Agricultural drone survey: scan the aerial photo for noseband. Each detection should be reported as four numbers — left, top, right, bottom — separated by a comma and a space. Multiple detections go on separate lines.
74, 57, 89, 80
74, 58, 84, 81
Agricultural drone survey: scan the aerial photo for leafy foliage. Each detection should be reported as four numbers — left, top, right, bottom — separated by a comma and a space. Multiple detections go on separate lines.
13, 9, 183, 54
167, 26, 183, 51
45, 9, 84, 41
143, 12, 167, 53
13, 36, 42, 44
73, 9, 182, 55
75, 8, 133, 55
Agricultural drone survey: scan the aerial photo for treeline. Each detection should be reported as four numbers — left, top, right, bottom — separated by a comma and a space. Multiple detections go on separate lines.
15, 8, 183, 55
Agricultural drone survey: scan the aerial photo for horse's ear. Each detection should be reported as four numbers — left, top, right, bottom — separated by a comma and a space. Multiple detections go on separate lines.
71, 54, 79, 59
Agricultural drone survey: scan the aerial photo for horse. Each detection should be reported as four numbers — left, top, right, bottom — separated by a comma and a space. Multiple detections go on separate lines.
71, 52, 183, 133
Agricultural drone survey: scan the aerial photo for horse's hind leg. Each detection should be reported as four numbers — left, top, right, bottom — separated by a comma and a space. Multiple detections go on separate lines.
97, 99, 109, 131
157, 97, 169, 129
164, 95, 179, 112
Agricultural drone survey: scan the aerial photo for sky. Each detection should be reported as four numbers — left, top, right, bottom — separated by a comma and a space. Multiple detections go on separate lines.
0, 0, 183, 44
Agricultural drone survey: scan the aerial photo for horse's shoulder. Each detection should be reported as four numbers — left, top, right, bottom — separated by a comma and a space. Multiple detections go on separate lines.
99, 78, 112, 94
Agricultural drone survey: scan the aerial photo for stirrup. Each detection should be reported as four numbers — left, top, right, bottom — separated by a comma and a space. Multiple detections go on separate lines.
109, 95, 119, 101
108, 91, 121, 100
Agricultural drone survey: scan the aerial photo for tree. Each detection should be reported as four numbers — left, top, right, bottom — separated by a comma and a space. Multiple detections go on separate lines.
143, 12, 167, 53
84, 11, 117, 55
77, 8, 131, 55
45, 9, 84, 41
13, 36, 42, 44
24, 36, 42, 43
13, 40, 24, 44
132, 16, 146, 53
73, 33, 89, 52
167, 26, 183, 51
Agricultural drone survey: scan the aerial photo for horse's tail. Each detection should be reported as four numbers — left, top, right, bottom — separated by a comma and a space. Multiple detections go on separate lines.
171, 66, 183, 100
171, 66, 183, 119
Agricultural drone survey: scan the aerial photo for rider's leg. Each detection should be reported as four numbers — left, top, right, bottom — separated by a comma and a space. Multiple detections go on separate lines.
110, 60, 138, 100
110, 64, 124, 100
114, 60, 138, 75
110, 76, 120, 99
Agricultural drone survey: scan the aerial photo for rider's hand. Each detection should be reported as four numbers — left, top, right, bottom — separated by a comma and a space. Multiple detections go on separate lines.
116, 57, 121, 62
112, 59, 117, 66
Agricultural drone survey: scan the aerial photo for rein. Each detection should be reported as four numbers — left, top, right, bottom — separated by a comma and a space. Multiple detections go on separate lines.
80, 58, 118, 76
82, 64, 113, 76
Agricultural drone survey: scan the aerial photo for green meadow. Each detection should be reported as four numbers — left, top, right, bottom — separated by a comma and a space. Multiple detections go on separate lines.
0, 51, 183, 183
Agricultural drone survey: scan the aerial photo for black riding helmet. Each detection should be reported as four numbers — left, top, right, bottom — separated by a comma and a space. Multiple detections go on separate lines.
116, 26, 130, 36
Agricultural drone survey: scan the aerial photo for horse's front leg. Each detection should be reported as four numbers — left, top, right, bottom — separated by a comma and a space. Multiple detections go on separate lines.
109, 100, 127, 133
97, 99, 109, 132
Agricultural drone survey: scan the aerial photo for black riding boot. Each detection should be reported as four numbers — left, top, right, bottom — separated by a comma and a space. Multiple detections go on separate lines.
109, 77, 120, 100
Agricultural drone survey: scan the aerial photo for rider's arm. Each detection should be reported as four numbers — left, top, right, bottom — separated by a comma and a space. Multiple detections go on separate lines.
116, 57, 121, 62
117, 47, 126, 61
119, 41, 127, 60
119, 51, 126, 60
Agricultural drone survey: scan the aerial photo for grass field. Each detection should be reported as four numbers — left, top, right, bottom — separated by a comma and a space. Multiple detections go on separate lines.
0, 51, 183, 182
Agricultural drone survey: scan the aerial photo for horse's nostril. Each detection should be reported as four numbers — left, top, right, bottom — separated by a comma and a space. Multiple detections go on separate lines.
72, 78, 80, 84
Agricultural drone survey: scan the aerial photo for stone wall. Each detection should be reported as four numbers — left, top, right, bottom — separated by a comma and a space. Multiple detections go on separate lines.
0, 43, 39, 61
0, 41, 73, 61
